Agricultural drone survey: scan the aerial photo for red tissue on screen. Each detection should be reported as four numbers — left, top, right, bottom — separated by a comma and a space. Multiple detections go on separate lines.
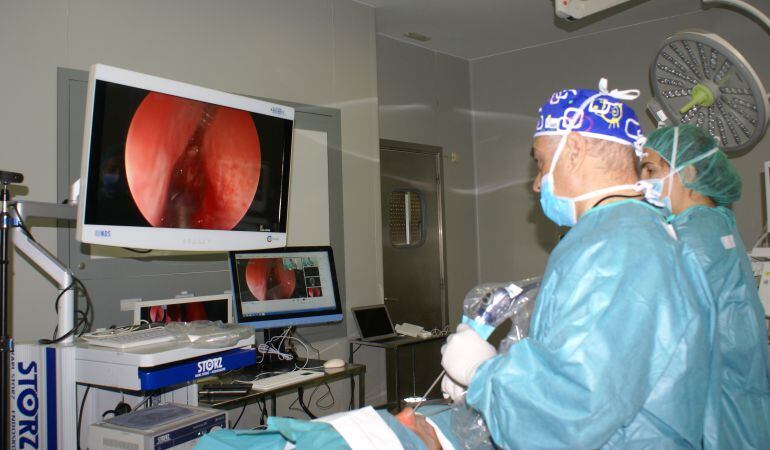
125, 92, 261, 230
245, 258, 297, 301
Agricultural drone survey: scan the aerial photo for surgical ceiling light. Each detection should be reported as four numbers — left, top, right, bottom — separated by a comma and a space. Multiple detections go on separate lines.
647, 30, 768, 153
647, 0, 770, 153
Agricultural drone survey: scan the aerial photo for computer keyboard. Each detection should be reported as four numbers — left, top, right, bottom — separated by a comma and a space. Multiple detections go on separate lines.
250, 370, 324, 391
82, 326, 177, 350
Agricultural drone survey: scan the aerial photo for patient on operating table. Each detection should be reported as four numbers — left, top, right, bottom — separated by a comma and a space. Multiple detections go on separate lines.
193, 404, 455, 450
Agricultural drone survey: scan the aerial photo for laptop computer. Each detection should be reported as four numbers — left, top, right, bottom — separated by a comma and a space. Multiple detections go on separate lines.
351, 304, 402, 342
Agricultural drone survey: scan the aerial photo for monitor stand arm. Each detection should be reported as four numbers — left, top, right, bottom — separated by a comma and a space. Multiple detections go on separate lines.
9, 200, 78, 345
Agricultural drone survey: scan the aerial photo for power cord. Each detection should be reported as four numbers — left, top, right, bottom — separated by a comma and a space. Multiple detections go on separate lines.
122, 247, 153, 254
39, 276, 93, 344
231, 402, 248, 428
256, 327, 318, 370
77, 386, 91, 450
289, 381, 335, 416
102, 401, 132, 419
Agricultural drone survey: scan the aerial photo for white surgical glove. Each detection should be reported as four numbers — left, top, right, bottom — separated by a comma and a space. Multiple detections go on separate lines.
441, 373, 466, 402
440, 323, 497, 386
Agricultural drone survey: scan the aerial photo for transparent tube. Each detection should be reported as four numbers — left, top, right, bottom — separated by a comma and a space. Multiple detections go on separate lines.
461, 277, 541, 340
451, 277, 541, 449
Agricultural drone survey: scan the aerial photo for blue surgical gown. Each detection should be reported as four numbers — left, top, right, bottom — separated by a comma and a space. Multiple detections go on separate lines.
467, 199, 714, 449
672, 205, 770, 449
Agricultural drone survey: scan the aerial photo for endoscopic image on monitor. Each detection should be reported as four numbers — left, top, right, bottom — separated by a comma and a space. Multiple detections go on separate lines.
229, 247, 343, 329
239, 257, 324, 301
83, 80, 293, 233
139, 298, 229, 324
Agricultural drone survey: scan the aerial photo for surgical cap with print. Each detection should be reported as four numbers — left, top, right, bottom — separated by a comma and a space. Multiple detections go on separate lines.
534, 88, 643, 148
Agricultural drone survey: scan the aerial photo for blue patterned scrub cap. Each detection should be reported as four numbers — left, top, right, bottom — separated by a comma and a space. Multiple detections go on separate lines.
534, 79, 645, 149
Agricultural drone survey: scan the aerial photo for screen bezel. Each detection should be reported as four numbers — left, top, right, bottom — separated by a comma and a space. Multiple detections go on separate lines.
132, 293, 233, 324
76, 63, 294, 251
229, 245, 343, 329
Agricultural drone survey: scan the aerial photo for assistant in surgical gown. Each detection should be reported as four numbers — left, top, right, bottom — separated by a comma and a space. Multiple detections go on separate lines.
673, 205, 770, 450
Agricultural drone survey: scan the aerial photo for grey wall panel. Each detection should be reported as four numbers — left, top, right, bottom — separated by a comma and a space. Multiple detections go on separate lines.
377, 35, 438, 147
470, 7, 770, 282
376, 35, 479, 326
434, 52, 480, 324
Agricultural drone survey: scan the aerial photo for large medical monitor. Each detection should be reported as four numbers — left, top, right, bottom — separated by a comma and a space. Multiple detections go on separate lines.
77, 64, 294, 251
229, 246, 343, 329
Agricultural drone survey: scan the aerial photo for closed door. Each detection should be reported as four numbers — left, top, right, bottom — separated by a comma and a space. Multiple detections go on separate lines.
380, 141, 447, 330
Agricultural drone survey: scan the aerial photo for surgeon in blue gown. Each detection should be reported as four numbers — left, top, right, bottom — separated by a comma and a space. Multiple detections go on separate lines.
440, 82, 716, 449
640, 124, 770, 449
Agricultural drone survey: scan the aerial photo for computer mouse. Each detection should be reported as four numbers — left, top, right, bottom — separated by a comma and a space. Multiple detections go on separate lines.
323, 358, 346, 369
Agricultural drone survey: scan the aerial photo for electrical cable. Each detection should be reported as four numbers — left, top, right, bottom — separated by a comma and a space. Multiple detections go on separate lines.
121, 247, 153, 254
10, 203, 33, 237
231, 402, 248, 428
77, 386, 91, 450
314, 382, 335, 410
592, 193, 644, 208
39, 276, 93, 344
289, 381, 335, 415
349, 377, 355, 410
132, 395, 152, 411
297, 387, 317, 419
259, 398, 267, 426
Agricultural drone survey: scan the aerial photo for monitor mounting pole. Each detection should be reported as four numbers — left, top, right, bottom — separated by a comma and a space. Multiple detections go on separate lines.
1, 170, 24, 449
1, 169, 78, 448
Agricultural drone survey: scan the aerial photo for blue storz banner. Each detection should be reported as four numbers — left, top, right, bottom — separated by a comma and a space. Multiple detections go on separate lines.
10, 344, 56, 450
138, 347, 256, 390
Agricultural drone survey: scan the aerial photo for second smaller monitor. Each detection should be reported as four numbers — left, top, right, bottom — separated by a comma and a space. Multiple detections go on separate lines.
229, 246, 343, 329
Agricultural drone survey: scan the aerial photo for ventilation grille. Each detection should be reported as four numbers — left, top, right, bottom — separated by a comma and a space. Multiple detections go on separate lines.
103, 438, 140, 450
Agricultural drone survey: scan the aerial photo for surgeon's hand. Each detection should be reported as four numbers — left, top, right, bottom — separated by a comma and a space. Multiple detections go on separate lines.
441, 373, 466, 402
441, 324, 497, 386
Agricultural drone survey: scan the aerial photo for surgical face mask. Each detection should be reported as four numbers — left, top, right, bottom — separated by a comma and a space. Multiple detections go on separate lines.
539, 172, 578, 227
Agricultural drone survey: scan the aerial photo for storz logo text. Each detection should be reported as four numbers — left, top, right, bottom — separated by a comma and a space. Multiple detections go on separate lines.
16, 361, 39, 449
94, 229, 111, 238
196, 357, 224, 377
270, 106, 284, 116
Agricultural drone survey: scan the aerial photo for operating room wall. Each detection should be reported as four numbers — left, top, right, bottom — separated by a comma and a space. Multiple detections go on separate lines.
376, 35, 479, 325
470, 6, 770, 282
0, 0, 388, 407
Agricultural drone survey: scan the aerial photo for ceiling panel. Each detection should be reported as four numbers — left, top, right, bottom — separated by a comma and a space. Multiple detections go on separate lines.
368, 0, 702, 60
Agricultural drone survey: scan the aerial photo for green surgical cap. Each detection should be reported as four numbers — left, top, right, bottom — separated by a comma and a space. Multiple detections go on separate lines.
645, 124, 742, 206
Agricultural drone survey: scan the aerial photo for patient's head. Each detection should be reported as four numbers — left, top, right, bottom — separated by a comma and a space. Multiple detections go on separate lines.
395, 407, 441, 450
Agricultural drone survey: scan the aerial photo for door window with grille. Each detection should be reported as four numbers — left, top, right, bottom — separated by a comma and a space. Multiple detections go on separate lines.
388, 190, 424, 247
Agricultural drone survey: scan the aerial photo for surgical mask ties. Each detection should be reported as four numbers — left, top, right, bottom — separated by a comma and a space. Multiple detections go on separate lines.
539, 78, 642, 227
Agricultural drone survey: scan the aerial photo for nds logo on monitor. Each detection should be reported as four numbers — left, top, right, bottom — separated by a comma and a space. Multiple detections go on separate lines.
94, 229, 111, 238
196, 357, 224, 377
270, 106, 285, 116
